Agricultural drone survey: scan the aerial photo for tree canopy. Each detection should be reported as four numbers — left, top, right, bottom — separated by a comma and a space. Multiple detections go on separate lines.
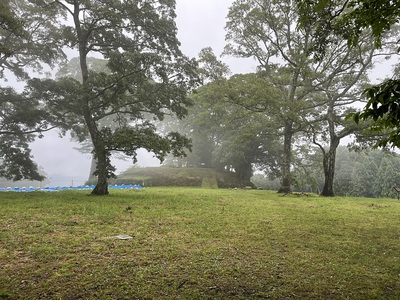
27, 0, 199, 195
0, 0, 65, 182
297, 0, 400, 148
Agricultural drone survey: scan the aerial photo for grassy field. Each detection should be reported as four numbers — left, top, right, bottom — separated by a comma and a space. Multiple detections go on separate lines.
0, 188, 399, 299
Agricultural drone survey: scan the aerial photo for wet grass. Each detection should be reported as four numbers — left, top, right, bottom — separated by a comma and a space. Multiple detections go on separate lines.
0, 188, 399, 299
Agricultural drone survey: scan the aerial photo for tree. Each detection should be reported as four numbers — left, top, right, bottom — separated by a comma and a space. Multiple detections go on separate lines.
225, 0, 395, 196
373, 155, 400, 198
350, 154, 378, 197
297, 0, 400, 51
296, 0, 400, 148
0, 0, 64, 181
160, 48, 231, 169
305, 31, 378, 196
225, 0, 319, 193
28, 0, 198, 195
0, 1, 23, 56
353, 79, 400, 148
174, 71, 282, 182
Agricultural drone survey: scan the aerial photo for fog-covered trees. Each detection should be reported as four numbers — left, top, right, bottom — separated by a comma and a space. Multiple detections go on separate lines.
2, 0, 400, 198
224, 0, 384, 195
253, 146, 400, 198
0, 0, 64, 181
28, 0, 198, 195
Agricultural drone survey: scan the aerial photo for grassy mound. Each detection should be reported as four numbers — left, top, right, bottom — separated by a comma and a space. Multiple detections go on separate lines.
100, 167, 254, 188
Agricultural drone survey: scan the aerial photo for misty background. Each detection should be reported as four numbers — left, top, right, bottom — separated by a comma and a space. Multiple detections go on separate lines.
24, 0, 391, 187
27, 0, 257, 186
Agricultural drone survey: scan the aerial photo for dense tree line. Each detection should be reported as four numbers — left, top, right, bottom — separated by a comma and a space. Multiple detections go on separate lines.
1, 0, 400, 197
251, 146, 400, 199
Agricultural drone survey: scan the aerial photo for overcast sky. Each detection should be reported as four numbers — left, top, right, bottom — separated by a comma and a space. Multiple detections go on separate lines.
30, 0, 256, 186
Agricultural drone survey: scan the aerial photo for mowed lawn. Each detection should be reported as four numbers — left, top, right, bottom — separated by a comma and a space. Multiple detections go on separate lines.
0, 188, 399, 299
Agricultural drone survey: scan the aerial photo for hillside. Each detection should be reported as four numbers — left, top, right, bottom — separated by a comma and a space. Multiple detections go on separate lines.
105, 167, 255, 188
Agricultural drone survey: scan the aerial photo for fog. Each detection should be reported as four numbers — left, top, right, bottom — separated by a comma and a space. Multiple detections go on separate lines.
29, 0, 257, 186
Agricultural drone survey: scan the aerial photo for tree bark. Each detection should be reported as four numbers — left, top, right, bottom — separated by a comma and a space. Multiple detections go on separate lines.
90, 148, 109, 195
320, 97, 341, 197
278, 120, 293, 194
320, 137, 339, 196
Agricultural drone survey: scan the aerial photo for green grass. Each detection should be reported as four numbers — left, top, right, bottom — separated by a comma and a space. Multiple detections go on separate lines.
0, 188, 400, 299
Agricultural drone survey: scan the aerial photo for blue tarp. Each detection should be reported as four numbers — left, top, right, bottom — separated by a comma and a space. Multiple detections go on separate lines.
0, 184, 142, 192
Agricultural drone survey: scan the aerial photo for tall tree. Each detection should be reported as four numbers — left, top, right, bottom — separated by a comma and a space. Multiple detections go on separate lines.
350, 155, 378, 197
0, 1, 22, 56
305, 30, 380, 196
29, 0, 198, 195
225, 0, 317, 193
373, 155, 400, 198
176, 72, 282, 181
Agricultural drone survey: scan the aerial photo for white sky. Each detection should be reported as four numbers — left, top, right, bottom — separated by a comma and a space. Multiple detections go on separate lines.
30, 0, 257, 186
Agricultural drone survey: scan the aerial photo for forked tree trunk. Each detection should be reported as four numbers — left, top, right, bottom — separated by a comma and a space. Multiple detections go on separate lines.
320, 137, 340, 197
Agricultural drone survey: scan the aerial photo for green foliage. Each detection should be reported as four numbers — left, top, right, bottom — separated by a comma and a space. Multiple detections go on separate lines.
164, 71, 283, 181
352, 79, 400, 147
297, 0, 400, 148
26, 0, 199, 194
350, 157, 378, 197
0, 0, 66, 182
224, 0, 378, 194
0, 135, 44, 181
297, 0, 400, 55
257, 146, 400, 198
0, 87, 52, 181
0, 0, 64, 78
335, 148, 400, 198
114, 167, 253, 188
0, 1, 23, 56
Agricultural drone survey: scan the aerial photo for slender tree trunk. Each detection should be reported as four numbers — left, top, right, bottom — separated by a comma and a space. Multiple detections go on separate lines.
278, 121, 293, 194
320, 99, 341, 196
277, 63, 301, 194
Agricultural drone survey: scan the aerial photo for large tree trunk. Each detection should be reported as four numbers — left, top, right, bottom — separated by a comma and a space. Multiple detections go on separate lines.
321, 136, 340, 196
278, 121, 293, 194
91, 147, 109, 195
235, 161, 253, 181
278, 64, 300, 194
